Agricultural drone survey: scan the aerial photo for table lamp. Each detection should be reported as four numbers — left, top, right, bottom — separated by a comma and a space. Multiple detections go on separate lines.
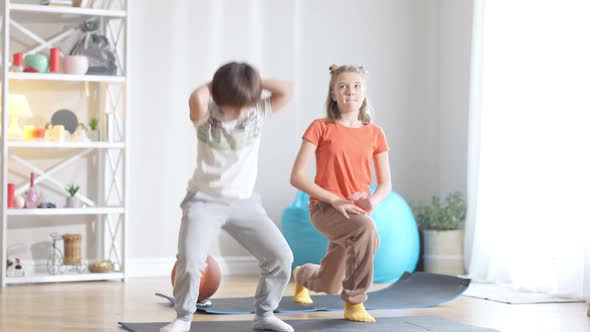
6, 94, 32, 140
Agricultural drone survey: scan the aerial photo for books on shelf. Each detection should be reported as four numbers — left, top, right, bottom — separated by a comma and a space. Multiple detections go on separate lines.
41, 0, 98, 8
40, 0, 73, 6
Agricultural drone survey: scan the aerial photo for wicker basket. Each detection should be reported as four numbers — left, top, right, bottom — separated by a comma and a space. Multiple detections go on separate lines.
62, 234, 82, 265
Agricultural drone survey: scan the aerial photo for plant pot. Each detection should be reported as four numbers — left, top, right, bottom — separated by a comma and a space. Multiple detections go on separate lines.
422, 229, 465, 275
66, 196, 82, 208
89, 130, 100, 141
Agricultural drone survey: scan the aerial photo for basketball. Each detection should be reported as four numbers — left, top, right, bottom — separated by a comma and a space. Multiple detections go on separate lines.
171, 255, 221, 302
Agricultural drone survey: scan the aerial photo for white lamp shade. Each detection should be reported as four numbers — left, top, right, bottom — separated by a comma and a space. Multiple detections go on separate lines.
2, 94, 33, 140
8, 94, 32, 118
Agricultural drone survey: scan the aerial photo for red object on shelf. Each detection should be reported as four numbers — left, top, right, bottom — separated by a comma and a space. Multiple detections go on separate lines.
24, 67, 39, 73
33, 128, 45, 139
50, 47, 60, 73
7, 183, 15, 208
13, 53, 24, 66
12, 53, 24, 72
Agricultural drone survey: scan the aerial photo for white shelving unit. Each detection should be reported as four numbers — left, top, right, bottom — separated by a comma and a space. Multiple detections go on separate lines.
0, 0, 129, 286
8, 71, 125, 82
7, 207, 124, 216
7, 141, 124, 148
9, 3, 126, 17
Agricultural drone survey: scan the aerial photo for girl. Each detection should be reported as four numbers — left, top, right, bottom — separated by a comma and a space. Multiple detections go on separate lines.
290, 64, 391, 323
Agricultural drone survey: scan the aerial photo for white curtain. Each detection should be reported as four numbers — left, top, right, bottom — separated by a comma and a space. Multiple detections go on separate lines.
465, 0, 590, 298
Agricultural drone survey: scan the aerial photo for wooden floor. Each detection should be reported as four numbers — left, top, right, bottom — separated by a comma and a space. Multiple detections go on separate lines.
0, 276, 588, 332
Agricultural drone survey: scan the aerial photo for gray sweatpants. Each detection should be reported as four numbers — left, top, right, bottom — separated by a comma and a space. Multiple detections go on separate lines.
173, 192, 294, 321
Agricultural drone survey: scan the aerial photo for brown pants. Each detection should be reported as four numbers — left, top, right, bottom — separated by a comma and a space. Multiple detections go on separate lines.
296, 202, 379, 304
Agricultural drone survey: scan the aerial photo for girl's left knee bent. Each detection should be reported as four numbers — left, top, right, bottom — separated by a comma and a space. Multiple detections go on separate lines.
357, 220, 377, 236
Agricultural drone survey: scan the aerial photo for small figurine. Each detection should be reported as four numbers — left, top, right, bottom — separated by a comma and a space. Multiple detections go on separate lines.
44, 123, 54, 141
6, 257, 25, 277
72, 123, 90, 142
14, 195, 25, 209
14, 258, 24, 277
38, 202, 57, 208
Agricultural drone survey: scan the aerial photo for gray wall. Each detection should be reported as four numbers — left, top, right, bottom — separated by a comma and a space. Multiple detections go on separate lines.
127, 0, 474, 274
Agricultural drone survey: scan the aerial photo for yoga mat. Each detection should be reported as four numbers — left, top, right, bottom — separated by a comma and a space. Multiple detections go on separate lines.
156, 272, 470, 314
119, 316, 499, 332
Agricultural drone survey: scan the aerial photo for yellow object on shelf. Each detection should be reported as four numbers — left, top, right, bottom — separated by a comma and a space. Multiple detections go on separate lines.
89, 259, 114, 273
23, 125, 35, 141
3, 94, 33, 140
52, 125, 67, 142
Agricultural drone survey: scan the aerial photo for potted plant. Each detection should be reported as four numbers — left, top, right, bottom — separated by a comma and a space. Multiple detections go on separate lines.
88, 118, 99, 141
413, 191, 466, 275
65, 184, 81, 208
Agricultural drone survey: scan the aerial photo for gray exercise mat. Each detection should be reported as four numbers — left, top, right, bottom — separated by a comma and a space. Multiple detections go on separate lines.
155, 272, 470, 314
119, 316, 499, 332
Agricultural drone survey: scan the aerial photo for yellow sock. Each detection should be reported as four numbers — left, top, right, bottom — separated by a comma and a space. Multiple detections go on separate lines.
293, 266, 313, 304
344, 302, 376, 323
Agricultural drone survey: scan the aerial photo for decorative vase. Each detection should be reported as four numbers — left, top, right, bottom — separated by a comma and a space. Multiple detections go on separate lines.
63, 55, 89, 75
24, 54, 49, 73
25, 172, 39, 208
62, 234, 82, 265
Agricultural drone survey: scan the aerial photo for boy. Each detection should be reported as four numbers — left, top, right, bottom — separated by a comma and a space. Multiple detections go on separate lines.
161, 62, 295, 332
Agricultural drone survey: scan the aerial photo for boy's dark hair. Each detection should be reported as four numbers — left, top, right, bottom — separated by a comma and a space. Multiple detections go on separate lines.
211, 62, 262, 108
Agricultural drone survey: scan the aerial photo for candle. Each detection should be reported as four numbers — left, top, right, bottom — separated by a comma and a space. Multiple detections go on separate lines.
23, 125, 35, 141
50, 48, 60, 73
33, 128, 45, 140
12, 53, 24, 72
7, 183, 15, 208
52, 125, 66, 142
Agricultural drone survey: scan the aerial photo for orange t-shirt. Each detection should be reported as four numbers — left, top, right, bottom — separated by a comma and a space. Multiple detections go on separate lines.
303, 118, 389, 204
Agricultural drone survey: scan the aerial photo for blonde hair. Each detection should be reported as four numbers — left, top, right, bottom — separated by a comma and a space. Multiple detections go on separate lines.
325, 64, 371, 124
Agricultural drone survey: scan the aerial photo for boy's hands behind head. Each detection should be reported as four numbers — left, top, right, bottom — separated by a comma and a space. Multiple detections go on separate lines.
261, 79, 294, 113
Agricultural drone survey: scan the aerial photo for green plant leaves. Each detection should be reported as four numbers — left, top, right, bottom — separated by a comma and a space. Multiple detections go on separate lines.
412, 191, 466, 230
65, 184, 80, 197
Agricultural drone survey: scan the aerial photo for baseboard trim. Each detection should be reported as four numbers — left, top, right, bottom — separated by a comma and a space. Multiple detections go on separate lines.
127, 256, 259, 277
14, 256, 259, 278
423, 254, 465, 261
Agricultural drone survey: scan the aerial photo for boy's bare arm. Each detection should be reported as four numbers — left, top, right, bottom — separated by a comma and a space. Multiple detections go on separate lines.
188, 83, 211, 122
262, 79, 294, 113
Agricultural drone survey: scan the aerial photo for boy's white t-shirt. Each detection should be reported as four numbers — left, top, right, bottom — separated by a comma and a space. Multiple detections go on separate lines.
187, 99, 271, 199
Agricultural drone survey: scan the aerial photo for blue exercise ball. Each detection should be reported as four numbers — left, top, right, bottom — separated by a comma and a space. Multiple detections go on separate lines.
281, 191, 329, 269
281, 187, 420, 283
